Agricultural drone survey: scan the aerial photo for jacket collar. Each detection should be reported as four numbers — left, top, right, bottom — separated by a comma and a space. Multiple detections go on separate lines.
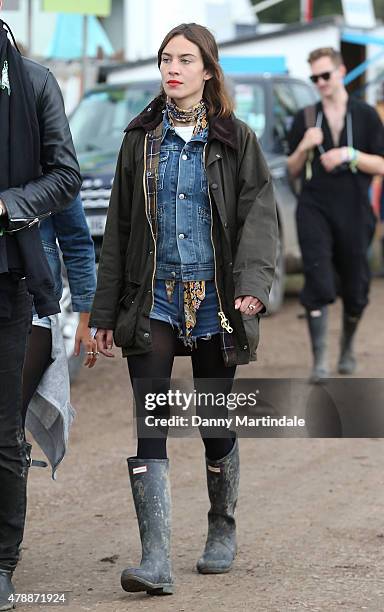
125, 96, 238, 150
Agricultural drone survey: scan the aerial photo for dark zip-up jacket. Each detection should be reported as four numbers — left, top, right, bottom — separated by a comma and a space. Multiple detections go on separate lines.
0, 57, 81, 317
89, 96, 278, 366
1, 57, 81, 223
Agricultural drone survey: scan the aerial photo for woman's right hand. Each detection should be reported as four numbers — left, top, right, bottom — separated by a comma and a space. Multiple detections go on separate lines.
95, 329, 115, 358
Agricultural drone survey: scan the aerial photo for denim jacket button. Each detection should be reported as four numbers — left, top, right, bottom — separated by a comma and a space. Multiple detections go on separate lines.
178, 193, 186, 200
211, 183, 218, 190
171, 271, 176, 277
182, 154, 188, 161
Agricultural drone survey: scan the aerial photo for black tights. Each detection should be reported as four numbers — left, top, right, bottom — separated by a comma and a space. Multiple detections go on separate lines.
127, 319, 236, 461
22, 325, 53, 427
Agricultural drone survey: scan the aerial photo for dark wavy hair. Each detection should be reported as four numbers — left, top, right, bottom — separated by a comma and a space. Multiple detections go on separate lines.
157, 23, 234, 118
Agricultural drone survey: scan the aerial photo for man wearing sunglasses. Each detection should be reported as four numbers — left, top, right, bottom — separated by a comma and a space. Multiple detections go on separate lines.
0, 3, 81, 609
287, 47, 384, 384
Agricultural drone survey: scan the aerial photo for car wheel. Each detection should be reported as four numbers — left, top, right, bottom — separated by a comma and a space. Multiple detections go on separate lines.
58, 276, 83, 382
268, 229, 285, 315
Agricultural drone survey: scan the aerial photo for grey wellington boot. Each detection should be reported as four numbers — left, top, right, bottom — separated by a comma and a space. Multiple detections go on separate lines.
197, 437, 239, 574
306, 307, 329, 384
338, 311, 361, 375
120, 458, 173, 596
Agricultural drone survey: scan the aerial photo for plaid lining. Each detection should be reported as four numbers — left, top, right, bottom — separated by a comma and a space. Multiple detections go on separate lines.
144, 122, 163, 233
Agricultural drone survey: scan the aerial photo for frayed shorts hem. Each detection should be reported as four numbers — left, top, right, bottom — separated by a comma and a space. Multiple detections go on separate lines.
149, 312, 218, 348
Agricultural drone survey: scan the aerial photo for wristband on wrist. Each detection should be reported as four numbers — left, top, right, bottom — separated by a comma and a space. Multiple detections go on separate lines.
348, 147, 359, 173
340, 147, 350, 163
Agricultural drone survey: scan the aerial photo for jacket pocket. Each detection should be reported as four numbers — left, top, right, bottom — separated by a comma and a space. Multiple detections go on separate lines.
242, 313, 260, 361
113, 282, 141, 347
156, 151, 170, 191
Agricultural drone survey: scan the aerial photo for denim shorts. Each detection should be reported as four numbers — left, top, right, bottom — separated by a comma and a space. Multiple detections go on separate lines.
150, 279, 221, 344
32, 313, 52, 329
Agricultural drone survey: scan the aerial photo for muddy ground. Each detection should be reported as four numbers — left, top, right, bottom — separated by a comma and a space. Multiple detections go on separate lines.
14, 279, 384, 612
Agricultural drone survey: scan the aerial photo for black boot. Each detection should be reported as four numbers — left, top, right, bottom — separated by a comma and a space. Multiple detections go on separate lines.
0, 571, 14, 611
0, 441, 31, 610
306, 307, 329, 384
380, 237, 384, 277
197, 437, 239, 574
338, 311, 361, 375
121, 458, 173, 596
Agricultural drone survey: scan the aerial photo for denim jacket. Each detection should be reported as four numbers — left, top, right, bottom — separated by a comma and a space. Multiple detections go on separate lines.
39, 194, 96, 312
155, 112, 215, 281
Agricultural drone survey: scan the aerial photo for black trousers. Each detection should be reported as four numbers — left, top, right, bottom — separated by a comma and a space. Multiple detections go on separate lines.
0, 280, 32, 572
127, 319, 236, 461
296, 197, 376, 316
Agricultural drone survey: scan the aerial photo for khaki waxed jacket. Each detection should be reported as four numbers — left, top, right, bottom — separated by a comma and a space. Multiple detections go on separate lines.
89, 96, 278, 366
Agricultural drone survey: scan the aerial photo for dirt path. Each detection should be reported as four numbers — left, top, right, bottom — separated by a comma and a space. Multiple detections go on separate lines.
14, 280, 384, 612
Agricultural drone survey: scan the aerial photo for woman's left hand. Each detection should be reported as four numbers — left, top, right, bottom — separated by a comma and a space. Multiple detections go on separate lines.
234, 295, 264, 315
74, 313, 99, 368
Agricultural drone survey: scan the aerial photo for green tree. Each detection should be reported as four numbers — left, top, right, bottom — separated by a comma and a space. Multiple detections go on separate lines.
252, 0, 384, 23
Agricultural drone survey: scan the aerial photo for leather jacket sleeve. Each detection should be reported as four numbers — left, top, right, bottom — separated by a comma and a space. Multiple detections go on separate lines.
0, 68, 81, 222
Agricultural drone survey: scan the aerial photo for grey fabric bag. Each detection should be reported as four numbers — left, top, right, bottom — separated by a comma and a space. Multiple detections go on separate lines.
26, 314, 76, 479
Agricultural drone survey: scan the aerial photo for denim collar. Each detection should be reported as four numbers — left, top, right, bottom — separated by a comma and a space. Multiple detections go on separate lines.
161, 109, 208, 144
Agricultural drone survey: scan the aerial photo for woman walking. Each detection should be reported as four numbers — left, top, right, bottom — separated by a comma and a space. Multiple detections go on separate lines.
90, 23, 278, 596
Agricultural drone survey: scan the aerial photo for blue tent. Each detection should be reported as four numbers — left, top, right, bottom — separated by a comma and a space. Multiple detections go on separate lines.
46, 13, 114, 59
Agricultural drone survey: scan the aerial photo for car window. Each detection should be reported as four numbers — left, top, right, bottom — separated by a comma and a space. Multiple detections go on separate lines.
70, 86, 157, 155
272, 81, 317, 154
233, 83, 266, 139
272, 82, 298, 154
291, 82, 317, 110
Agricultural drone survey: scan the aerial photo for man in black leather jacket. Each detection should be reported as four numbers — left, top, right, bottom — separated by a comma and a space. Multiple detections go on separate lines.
0, 56, 81, 222
0, 7, 81, 609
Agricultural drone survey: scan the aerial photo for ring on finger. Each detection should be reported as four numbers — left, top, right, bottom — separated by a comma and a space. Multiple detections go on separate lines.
248, 304, 256, 311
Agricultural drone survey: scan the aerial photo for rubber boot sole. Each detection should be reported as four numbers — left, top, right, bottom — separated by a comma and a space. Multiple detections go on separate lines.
121, 573, 173, 595
338, 357, 356, 375
309, 369, 329, 385
197, 564, 232, 574
0, 602, 15, 611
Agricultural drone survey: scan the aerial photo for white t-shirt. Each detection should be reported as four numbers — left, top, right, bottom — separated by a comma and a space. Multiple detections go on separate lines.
174, 125, 195, 142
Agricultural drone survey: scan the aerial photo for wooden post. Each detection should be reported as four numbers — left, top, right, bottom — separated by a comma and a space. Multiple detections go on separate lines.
301, 0, 313, 22
26, 0, 32, 56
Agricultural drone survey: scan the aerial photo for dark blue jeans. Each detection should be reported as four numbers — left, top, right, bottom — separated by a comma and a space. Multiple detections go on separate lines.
0, 279, 32, 572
